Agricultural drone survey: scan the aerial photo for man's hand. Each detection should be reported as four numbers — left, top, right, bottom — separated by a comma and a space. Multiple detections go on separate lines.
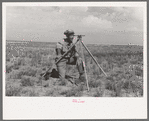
65, 55, 70, 59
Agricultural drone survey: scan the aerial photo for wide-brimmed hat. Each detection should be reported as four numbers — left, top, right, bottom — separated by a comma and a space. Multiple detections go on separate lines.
64, 29, 75, 36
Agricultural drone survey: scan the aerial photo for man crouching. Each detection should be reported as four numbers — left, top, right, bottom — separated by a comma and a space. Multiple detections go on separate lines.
55, 29, 86, 83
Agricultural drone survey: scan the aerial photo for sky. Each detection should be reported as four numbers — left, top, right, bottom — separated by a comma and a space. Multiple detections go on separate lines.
6, 6, 144, 45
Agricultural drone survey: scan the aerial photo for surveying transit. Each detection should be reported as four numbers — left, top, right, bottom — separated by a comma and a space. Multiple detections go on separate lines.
42, 32, 107, 91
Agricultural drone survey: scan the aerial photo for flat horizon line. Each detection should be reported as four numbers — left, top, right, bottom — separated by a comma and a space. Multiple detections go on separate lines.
6, 40, 143, 46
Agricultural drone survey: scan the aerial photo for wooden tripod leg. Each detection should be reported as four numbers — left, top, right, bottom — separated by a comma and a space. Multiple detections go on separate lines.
80, 41, 107, 77
79, 40, 90, 91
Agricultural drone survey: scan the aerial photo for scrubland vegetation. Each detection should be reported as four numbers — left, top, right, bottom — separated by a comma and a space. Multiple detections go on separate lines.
5, 40, 143, 97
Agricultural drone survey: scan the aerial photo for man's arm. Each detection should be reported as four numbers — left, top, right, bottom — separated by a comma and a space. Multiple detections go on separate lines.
56, 42, 70, 59
56, 48, 62, 56
55, 42, 63, 60
74, 46, 79, 58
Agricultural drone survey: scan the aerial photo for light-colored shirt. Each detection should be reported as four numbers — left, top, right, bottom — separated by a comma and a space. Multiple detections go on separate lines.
56, 39, 77, 57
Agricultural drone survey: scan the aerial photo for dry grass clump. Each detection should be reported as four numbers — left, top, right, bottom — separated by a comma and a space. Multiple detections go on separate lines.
19, 66, 37, 77
65, 86, 77, 97
6, 82, 22, 96
6, 78, 22, 96
21, 87, 39, 96
88, 79, 102, 88
6, 57, 26, 73
122, 78, 143, 97
58, 78, 68, 86
9, 66, 42, 80
45, 89, 54, 96
104, 73, 124, 97
59, 86, 72, 96
21, 76, 38, 86
63, 84, 86, 97
92, 88, 103, 97
6, 62, 14, 73
6, 86, 22, 96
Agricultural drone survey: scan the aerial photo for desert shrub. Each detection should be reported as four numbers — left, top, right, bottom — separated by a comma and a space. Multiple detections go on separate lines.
59, 87, 71, 95
130, 83, 143, 96
104, 80, 115, 90
135, 67, 143, 77
7, 57, 24, 70
64, 85, 85, 97
42, 80, 49, 87
21, 87, 39, 96
122, 80, 130, 89
119, 58, 128, 65
137, 88, 143, 96
36, 68, 43, 77
36, 78, 42, 86
93, 88, 103, 97
28, 90, 39, 96
21, 66, 37, 77
59, 90, 68, 95
59, 81, 66, 86
130, 59, 138, 64
45, 89, 54, 96
36, 68, 43, 81
88, 79, 102, 88
114, 81, 123, 97
66, 91, 76, 97
75, 84, 84, 92
13, 66, 20, 70
58, 78, 67, 86
9, 66, 39, 79
122, 77, 143, 97
74, 91, 83, 97
6, 62, 14, 73
6, 85, 22, 96
92, 65, 101, 76
21, 76, 37, 86
65, 87, 77, 97
6, 58, 10, 62
106, 76, 114, 81
16, 58, 21, 65
122, 78, 138, 90
41, 55, 53, 67
104, 73, 124, 96
105, 74, 124, 96
19, 58, 26, 66
9, 70, 21, 79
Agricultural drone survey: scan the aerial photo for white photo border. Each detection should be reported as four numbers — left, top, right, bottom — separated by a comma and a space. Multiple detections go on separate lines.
2, 2, 147, 119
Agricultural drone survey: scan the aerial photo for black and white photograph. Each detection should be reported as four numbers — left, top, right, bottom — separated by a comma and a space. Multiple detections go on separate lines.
2, 1, 147, 119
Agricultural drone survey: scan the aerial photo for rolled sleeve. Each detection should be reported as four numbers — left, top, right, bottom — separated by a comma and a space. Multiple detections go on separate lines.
56, 42, 62, 49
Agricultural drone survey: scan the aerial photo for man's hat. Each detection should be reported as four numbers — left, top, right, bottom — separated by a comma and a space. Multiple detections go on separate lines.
64, 29, 75, 36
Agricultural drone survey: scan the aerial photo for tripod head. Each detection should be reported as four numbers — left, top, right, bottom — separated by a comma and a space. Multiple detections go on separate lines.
74, 35, 85, 39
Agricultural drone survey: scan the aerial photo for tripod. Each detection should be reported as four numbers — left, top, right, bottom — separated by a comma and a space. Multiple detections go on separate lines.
42, 35, 107, 91
74, 35, 107, 91
78, 36, 89, 91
